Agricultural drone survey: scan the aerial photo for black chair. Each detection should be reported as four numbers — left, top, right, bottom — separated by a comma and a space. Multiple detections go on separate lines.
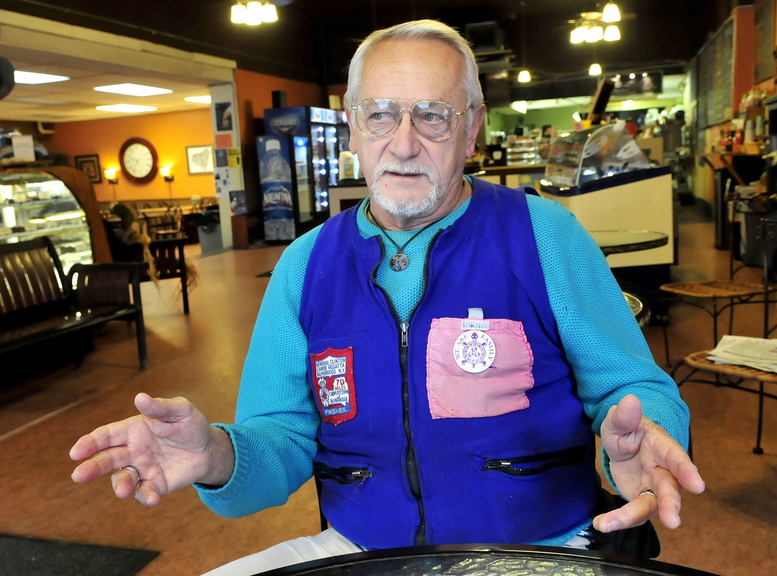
103, 219, 190, 314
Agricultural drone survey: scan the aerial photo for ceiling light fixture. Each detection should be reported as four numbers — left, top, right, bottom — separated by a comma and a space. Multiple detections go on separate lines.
603, 25, 621, 41
589, 63, 603, 76
94, 83, 172, 97
517, 2, 531, 83
231, 1, 278, 25
185, 96, 212, 104
14, 71, 70, 84
510, 100, 528, 114
569, 3, 623, 44
96, 104, 158, 113
585, 25, 604, 43
602, 3, 621, 23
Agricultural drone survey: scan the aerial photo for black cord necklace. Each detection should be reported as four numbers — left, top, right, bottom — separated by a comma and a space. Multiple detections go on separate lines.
367, 203, 443, 272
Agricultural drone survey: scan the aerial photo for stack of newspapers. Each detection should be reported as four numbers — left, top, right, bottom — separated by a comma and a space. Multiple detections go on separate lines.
707, 335, 777, 373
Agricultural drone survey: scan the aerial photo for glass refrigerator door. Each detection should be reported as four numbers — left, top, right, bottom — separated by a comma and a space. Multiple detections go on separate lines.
310, 124, 330, 212
325, 125, 339, 188
293, 136, 314, 224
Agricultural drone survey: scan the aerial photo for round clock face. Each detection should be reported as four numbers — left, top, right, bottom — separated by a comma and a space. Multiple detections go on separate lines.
119, 138, 158, 183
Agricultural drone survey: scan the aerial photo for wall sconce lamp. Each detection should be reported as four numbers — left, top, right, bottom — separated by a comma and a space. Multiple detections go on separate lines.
160, 165, 174, 182
104, 167, 119, 184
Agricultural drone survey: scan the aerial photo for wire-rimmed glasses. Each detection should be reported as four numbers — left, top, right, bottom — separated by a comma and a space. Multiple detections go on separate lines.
350, 98, 468, 141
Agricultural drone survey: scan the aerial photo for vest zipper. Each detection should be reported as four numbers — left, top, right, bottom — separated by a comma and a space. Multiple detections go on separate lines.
371, 229, 445, 546
482, 445, 589, 476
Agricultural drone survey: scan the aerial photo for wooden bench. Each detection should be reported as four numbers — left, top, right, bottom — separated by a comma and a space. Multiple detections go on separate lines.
0, 236, 149, 370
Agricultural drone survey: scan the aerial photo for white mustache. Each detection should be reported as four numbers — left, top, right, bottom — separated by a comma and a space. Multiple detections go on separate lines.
375, 162, 434, 180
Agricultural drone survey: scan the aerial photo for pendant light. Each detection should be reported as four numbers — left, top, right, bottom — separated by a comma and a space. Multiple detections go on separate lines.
602, 3, 621, 23
518, 2, 531, 83
589, 63, 603, 76
231, 2, 247, 23
261, 2, 278, 22
603, 25, 621, 41
246, 1, 263, 25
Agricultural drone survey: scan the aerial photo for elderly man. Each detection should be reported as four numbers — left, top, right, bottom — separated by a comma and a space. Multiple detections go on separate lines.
70, 19, 704, 576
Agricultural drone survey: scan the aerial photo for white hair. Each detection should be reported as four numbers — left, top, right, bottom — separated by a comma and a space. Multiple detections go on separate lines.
343, 19, 484, 132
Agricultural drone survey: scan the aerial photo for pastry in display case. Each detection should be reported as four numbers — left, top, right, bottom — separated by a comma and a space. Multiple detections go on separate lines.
542, 121, 655, 193
538, 121, 674, 269
0, 170, 93, 272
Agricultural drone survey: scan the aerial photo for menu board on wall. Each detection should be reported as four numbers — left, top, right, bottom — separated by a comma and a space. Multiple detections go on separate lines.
697, 18, 733, 128
755, 0, 774, 82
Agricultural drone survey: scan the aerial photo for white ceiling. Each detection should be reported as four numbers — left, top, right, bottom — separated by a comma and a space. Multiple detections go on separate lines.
0, 10, 236, 123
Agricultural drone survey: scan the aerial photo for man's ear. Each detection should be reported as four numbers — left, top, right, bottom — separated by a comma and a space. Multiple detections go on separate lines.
466, 105, 486, 156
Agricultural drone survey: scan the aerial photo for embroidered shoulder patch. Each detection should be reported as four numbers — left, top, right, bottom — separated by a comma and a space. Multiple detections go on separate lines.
310, 347, 357, 425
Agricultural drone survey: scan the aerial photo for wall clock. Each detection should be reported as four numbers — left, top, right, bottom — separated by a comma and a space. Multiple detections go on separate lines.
119, 137, 158, 183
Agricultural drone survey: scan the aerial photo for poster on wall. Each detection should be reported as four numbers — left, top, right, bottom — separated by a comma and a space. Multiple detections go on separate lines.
214, 101, 233, 132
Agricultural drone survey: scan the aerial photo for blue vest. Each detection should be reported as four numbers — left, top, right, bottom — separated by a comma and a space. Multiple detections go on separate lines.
300, 179, 601, 549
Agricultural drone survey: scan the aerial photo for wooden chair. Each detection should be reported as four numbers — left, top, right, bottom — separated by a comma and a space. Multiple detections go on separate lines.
660, 210, 774, 366
671, 215, 777, 454
674, 351, 777, 454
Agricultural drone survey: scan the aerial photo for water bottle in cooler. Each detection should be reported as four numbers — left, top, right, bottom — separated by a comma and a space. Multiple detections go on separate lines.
261, 138, 295, 241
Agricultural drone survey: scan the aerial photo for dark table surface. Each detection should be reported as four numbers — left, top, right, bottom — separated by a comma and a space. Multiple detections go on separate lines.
589, 230, 669, 256
257, 545, 720, 576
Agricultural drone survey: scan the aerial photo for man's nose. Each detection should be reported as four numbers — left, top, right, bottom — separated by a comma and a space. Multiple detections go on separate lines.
388, 109, 421, 157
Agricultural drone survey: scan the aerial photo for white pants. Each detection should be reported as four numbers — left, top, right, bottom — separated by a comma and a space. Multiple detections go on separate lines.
200, 528, 591, 576
200, 528, 365, 576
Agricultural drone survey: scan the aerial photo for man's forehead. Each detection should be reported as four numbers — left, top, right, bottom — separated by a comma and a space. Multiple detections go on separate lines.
358, 38, 465, 102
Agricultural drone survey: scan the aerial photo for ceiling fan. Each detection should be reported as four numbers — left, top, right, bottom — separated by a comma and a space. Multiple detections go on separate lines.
568, 2, 635, 43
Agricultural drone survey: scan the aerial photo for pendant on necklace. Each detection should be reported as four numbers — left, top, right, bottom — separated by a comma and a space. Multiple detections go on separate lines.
389, 252, 409, 272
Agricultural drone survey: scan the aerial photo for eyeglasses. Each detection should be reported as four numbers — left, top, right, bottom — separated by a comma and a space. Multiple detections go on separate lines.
350, 99, 468, 141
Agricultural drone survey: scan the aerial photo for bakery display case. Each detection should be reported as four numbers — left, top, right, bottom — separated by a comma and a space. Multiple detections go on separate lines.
539, 121, 675, 268
0, 170, 93, 272
542, 122, 656, 192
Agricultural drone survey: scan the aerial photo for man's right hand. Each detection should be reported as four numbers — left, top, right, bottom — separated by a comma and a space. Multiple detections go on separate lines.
69, 393, 235, 506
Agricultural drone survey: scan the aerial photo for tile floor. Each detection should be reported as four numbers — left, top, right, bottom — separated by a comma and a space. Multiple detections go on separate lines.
1, 206, 775, 576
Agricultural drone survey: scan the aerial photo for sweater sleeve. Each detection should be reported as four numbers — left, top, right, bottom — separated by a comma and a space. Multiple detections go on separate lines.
527, 196, 690, 457
196, 227, 323, 517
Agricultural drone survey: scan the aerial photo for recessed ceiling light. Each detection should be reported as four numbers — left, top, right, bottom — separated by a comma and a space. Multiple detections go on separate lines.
14, 71, 70, 84
93, 83, 173, 97
184, 96, 212, 103
96, 104, 158, 113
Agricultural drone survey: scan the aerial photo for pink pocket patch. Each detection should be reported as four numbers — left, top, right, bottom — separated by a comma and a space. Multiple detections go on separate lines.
426, 318, 534, 419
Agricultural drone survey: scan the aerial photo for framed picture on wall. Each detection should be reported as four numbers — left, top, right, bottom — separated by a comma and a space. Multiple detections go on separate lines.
186, 145, 215, 174
74, 154, 102, 184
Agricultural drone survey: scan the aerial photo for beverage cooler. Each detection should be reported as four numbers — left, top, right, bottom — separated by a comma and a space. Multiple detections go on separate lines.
261, 106, 349, 241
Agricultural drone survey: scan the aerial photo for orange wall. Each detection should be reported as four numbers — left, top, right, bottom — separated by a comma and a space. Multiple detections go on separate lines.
234, 69, 327, 143
45, 108, 214, 204
42, 70, 328, 206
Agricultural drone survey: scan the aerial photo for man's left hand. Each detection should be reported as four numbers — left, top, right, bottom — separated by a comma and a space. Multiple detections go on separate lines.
594, 394, 705, 533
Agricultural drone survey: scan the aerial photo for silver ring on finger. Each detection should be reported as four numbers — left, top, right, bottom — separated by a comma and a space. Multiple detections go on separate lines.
639, 488, 656, 498
118, 465, 142, 486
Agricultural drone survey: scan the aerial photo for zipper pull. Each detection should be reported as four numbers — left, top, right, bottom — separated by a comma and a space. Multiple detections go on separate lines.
483, 460, 511, 471
400, 322, 409, 348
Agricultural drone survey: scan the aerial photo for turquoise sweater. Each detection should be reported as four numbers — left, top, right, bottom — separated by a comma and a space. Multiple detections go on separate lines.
197, 187, 690, 547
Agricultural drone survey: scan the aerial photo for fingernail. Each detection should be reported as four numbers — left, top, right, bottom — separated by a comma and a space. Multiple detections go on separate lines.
607, 520, 621, 532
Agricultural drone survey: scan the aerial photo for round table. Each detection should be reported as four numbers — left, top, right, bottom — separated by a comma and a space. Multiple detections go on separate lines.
589, 230, 669, 256
257, 544, 720, 576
